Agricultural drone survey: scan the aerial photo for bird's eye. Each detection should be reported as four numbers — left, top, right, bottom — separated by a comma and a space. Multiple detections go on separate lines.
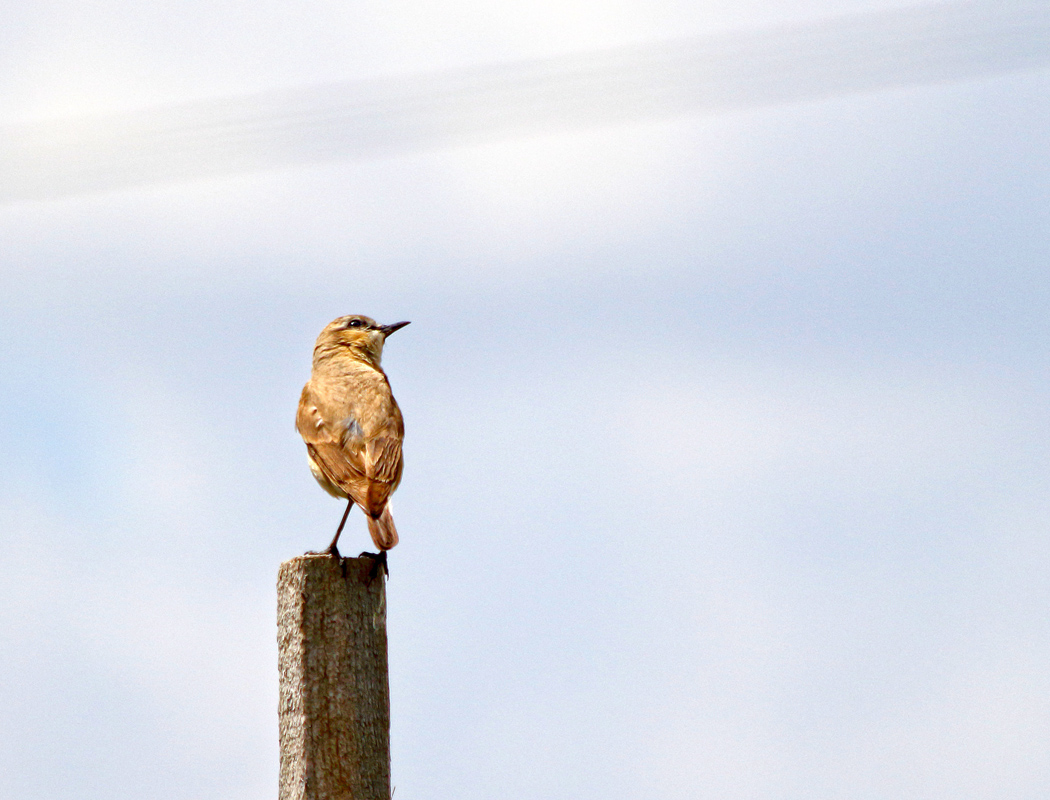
347, 319, 363, 329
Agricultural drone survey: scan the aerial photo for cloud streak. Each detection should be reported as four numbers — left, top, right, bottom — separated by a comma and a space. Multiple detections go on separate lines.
1, 0, 1047, 202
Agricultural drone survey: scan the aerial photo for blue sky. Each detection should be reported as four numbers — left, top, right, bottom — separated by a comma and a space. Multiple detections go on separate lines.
1, 2, 1049, 798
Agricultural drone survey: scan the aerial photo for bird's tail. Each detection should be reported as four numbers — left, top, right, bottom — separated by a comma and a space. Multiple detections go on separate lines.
367, 505, 399, 551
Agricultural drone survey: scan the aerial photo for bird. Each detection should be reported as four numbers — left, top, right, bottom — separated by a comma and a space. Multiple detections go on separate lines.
296, 314, 409, 571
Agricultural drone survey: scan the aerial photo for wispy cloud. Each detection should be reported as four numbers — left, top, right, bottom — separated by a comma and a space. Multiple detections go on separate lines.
1, 0, 1047, 202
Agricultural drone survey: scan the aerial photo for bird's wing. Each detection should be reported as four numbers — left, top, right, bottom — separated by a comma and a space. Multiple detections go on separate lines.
295, 385, 331, 444
306, 441, 367, 489
297, 382, 403, 515
297, 383, 369, 492
357, 435, 404, 514
366, 435, 404, 486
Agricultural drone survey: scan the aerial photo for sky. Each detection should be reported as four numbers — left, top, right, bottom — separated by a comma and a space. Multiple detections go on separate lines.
1, 1, 1049, 798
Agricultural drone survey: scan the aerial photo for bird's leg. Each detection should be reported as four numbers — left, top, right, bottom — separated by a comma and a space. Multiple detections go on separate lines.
326, 498, 354, 557
359, 549, 389, 581
307, 498, 354, 560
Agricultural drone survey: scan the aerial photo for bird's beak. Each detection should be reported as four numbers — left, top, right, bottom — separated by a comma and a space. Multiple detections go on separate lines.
379, 321, 411, 337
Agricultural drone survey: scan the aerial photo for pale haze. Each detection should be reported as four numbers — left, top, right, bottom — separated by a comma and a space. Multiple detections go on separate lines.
1, 1, 1049, 799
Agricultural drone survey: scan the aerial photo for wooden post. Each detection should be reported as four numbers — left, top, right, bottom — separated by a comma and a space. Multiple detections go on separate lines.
277, 554, 391, 800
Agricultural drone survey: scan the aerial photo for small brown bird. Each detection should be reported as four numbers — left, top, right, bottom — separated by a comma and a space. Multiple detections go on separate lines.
296, 314, 409, 565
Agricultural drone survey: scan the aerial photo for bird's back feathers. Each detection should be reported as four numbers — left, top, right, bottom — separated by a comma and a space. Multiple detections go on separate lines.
297, 358, 404, 521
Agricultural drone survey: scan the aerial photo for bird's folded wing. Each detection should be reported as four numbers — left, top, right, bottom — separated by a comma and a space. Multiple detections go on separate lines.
307, 438, 401, 516
295, 385, 331, 444
306, 441, 368, 489
298, 385, 403, 514
366, 436, 404, 486
297, 385, 368, 488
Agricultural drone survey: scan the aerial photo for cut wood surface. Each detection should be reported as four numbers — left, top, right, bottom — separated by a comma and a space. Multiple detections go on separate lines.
277, 554, 390, 800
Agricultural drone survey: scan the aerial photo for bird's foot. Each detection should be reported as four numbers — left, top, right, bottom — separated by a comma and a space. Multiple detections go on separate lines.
305, 543, 342, 560
359, 550, 389, 581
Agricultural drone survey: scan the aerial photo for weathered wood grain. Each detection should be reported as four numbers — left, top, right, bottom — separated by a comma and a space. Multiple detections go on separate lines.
278, 554, 390, 800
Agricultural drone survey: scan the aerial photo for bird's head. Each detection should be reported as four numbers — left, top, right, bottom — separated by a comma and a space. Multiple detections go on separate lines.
313, 314, 410, 368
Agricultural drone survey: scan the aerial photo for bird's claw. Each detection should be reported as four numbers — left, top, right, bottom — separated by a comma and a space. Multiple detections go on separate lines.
305, 543, 342, 560
359, 550, 389, 581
